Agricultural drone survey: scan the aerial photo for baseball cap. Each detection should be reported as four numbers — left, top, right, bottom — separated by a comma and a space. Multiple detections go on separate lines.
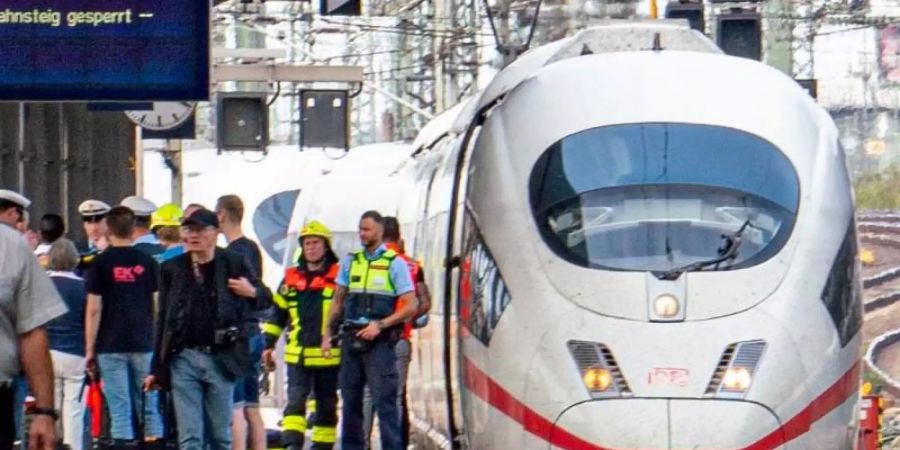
182, 208, 219, 229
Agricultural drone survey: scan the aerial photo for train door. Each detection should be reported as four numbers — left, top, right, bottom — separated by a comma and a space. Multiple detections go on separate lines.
444, 125, 482, 448
404, 149, 444, 447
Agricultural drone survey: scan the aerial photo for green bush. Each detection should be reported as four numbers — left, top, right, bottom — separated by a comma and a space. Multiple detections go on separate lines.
856, 165, 900, 210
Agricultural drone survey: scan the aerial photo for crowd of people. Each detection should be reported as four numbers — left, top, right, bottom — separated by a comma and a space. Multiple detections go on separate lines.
0, 188, 431, 450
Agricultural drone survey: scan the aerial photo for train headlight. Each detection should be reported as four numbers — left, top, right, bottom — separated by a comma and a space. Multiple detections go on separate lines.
568, 341, 632, 398
721, 367, 752, 392
582, 367, 613, 392
654, 294, 680, 318
704, 340, 766, 399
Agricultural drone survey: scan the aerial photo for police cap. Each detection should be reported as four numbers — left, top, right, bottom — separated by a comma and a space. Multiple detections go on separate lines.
120, 195, 157, 217
78, 199, 111, 220
0, 189, 31, 209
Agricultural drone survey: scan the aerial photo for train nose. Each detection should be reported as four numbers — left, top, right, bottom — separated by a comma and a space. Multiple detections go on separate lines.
550, 399, 669, 449
668, 400, 784, 449
550, 399, 784, 449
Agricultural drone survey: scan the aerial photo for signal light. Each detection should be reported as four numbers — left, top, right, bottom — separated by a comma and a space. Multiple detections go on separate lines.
321, 0, 361, 16
716, 10, 762, 61
300, 90, 350, 150
217, 92, 269, 153
665, 1, 705, 33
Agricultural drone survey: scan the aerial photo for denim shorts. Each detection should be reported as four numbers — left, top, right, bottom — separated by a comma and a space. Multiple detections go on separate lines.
233, 333, 263, 407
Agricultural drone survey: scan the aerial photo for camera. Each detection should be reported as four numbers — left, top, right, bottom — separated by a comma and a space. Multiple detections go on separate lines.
214, 326, 240, 346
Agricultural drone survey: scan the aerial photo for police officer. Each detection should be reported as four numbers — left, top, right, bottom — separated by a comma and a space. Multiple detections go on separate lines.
263, 221, 340, 450
322, 211, 417, 450
0, 189, 30, 228
76, 199, 111, 275
121, 196, 164, 257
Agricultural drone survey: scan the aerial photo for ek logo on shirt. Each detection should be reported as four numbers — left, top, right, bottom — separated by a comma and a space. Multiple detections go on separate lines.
113, 265, 145, 282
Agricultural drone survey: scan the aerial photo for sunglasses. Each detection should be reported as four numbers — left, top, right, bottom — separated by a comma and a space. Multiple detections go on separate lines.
181, 225, 215, 233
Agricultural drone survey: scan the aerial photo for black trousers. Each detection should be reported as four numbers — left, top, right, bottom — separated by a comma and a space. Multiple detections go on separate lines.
283, 364, 339, 450
0, 385, 14, 450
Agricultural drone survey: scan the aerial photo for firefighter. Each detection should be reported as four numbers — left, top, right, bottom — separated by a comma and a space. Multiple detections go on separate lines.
262, 221, 341, 450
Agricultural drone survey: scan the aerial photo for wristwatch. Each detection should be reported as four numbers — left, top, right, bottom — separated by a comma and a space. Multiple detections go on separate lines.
30, 407, 59, 420
375, 320, 387, 331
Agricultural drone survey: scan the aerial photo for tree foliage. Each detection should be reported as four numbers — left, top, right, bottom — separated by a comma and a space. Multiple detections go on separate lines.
856, 165, 900, 210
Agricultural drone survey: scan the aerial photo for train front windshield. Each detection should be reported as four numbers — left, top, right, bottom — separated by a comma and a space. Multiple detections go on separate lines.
529, 123, 799, 273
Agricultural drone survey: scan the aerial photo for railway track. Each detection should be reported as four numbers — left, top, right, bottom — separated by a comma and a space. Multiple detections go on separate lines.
866, 328, 900, 392
859, 214, 900, 312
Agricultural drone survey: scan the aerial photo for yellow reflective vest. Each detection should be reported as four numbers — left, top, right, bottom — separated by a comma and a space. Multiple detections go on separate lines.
263, 262, 341, 367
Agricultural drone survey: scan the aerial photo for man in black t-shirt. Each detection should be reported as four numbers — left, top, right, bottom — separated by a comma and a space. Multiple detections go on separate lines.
215, 195, 266, 450
85, 206, 163, 442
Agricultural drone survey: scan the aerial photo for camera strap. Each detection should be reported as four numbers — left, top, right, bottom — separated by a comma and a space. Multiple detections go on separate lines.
190, 252, 204, 286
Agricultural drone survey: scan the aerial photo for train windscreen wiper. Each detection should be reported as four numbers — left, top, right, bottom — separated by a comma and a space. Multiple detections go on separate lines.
656, 220, 751, 281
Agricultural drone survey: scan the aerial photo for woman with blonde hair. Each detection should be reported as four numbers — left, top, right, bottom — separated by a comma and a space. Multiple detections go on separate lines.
44, 238, 88, 450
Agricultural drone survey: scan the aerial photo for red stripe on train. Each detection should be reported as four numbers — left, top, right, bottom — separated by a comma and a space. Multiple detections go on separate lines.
462, 357, 860, 450
741, 361, 860, 450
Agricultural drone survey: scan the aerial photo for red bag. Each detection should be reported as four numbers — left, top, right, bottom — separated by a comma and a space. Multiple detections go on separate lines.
87, 380, 103, 438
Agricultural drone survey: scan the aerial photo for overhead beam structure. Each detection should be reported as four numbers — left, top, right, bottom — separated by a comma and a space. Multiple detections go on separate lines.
212, 64, 364, 83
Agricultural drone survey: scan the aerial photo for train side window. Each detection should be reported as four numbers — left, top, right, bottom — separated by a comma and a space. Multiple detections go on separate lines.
459, 210, 511, 345
820, 220, 862, 347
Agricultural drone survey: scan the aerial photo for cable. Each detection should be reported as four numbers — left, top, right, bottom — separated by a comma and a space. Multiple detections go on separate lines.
322, 147, 350, 160
524, 0, 543, 51
480, 0, 504, 53
266, 82, 281, 107
241, 151, 268, 163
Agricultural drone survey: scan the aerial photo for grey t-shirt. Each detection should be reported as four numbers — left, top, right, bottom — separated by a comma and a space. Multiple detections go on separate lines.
0, 225, 67, 381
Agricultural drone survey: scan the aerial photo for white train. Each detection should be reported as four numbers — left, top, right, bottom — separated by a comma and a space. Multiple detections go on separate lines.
287, 22, 862, 449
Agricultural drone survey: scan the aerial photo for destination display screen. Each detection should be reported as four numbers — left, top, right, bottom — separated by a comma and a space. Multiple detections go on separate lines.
0, 0, 209, 101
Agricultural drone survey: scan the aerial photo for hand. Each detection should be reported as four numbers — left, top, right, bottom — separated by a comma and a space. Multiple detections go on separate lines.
262, 349, 276, 371
85, 354, 98, 380
28, 414, 55, 450
321, 336, 333, 359
143, 375, 159, 391
24, 230, 39, 250
355, 322, 382, 341
228, 277, 256, 298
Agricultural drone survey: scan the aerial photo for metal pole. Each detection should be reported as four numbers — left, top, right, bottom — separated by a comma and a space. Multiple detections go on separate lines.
135, 126, 143, 196
168, 140, 183, 205
59, 104, 69, 220
17, 103, 25, 193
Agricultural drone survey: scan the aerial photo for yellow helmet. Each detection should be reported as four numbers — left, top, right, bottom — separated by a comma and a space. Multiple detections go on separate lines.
299, 220, 332, 245
151, 203, 184, 230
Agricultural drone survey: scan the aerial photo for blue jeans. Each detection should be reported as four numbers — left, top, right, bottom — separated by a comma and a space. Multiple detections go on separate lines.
171, 349, 237, 450
97, 353, 163, 439
13, 374, 27, 443
233, 333, 264, 407
339, 339, 402, 450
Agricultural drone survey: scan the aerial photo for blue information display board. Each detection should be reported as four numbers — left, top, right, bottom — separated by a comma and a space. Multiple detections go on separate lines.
0, 1, 209, 101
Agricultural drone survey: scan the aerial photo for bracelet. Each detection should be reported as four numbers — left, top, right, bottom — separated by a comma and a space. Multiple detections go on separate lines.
30, 407, 59, 420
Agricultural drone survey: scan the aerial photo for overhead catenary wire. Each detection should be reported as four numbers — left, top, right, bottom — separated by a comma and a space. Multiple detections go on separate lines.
223, 19, 438, 122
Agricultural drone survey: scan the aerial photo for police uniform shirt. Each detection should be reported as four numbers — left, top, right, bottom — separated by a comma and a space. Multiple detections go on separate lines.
335, 244, 415, 296
0, 225, 67, 381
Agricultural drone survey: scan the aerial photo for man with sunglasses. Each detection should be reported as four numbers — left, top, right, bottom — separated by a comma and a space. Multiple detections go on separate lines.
146, 209, 272, 450
76, 200, 111, 276
0, 189, 30, 228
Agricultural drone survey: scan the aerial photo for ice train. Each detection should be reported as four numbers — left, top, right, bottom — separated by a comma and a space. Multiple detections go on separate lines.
287, 22, 862, 449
